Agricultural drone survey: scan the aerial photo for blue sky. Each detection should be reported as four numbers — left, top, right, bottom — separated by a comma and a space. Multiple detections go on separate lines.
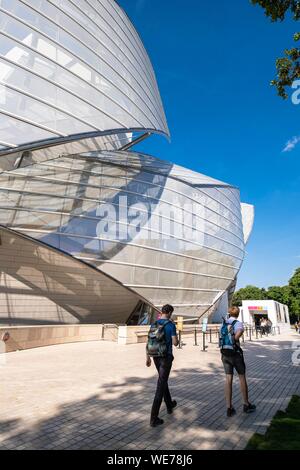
120, 0, 300, 289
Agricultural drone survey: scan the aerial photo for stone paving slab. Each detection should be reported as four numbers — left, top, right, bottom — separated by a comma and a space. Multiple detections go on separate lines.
0, 330, 299, 450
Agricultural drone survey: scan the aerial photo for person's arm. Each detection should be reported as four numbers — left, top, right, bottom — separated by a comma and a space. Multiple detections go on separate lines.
146, 356, 151, 367
146, 321, 153, 367
146, 334, 151, 367
172, 322, 179, 347
146, 350, 151, 367
234, 329, 244, 342
234, 321, 245, 342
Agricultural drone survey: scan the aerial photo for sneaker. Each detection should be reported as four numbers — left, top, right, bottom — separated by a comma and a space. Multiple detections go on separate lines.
167, 400, 177, 414
243, 403, 256, 414
227, 407, 236, 417
150, 417, 164, 428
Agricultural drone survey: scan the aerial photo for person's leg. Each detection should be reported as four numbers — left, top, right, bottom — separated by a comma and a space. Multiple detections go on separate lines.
235, 352, 255, 411
222, 355, 234, 409
153, 357, 160, 373
224, 374, 233, 409
163, 383, 172, 408
150, 357, 162, 423
163, 357, 174, 409
150, 357, 172, 423
238, 374, 249, 405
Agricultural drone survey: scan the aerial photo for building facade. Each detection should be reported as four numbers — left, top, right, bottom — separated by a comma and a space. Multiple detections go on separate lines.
0, 0, 254, 325
240, 300, 290, 332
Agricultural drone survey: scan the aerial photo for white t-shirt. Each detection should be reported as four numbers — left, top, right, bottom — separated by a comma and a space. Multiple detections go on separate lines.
227, 316, 244, 334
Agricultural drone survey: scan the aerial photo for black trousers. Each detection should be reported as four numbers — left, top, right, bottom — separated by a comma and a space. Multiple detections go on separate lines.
150, 355, 174, 421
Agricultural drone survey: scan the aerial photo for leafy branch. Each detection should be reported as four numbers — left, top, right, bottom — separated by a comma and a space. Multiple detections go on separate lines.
251, 1, 300, 98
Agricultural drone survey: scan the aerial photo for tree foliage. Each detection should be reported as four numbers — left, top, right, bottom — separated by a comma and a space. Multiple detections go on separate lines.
232, 267, 300, 319
251, 0, 300, 98
289, 268, 300, 314
232, 285, 268, 306
266, 285, 291, 304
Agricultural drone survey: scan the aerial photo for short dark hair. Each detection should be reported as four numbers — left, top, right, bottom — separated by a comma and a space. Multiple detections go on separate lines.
161, 304, 174, 315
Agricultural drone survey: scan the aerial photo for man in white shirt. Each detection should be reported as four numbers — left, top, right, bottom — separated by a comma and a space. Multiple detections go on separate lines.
221, 306, 256, 417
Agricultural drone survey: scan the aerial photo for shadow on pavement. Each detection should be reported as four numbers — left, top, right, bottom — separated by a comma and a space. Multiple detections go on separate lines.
0, 338, 298, 450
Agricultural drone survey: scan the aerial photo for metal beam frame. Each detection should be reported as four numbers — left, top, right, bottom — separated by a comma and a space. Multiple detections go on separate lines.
0, 128, 167, 158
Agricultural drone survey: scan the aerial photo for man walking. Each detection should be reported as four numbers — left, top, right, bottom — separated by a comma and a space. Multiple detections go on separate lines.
220, 306, 256, 417
146, 304, 179, 427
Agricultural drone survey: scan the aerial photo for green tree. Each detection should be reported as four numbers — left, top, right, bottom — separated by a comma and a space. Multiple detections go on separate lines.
232, 285, 268, 306
251, 0, 300, 98
232, 268, 300, 321
267, 285, 291, 304
288, 268, 300, 314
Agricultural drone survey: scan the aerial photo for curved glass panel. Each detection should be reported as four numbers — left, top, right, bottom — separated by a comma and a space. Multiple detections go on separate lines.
0, 0, 169, 156
241, 203, 255, 243
0, 150, 248, 317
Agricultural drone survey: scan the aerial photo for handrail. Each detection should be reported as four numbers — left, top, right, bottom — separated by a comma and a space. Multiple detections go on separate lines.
176, 323, 281, 351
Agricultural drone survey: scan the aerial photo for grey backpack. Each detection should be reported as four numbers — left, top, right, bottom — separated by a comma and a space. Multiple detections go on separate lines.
146, 321, 170, 357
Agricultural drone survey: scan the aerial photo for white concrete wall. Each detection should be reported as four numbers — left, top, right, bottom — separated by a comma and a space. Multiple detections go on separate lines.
210, 291, 229, 323
242, 300, 290, 330
0, 229, 139, 325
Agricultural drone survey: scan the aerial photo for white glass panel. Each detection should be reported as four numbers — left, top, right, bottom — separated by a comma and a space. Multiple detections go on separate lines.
0, 114, 55, 144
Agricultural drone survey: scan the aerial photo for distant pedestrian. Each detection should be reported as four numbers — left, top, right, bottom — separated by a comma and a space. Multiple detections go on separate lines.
294, 321, 299, 333
219, 306, 256, 417
266, 319, 272, 334
146, 304, 179, 427
260, 318, 268, 335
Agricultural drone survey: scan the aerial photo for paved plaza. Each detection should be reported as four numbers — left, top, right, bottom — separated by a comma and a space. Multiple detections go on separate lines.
1, 331, 299, 450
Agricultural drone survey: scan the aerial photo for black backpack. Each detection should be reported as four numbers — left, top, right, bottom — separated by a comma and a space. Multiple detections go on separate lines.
146, 320, 170, 358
